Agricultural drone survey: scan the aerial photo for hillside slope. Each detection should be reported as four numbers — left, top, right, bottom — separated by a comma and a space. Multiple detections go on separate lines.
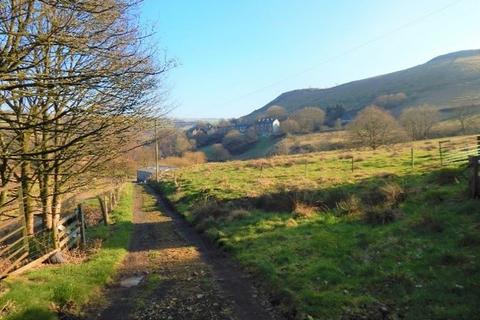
245, 49, 480, 120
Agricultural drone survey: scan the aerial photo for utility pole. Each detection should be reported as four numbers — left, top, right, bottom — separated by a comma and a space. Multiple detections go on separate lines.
154, 118, 159, 182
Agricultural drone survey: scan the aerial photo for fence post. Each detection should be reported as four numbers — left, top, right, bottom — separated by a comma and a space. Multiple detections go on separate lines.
439, 141, 444, 166
477, 136, 480, 155
97, 195, 109, 225
469, 156, 480, 198
77, 204, 86, 248
351, 157, 354, 172
411, 147, 414, 168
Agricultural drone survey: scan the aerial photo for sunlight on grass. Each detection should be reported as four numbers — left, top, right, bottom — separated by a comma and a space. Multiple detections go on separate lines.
155, 136, 480, 319
0, 184, 135, 320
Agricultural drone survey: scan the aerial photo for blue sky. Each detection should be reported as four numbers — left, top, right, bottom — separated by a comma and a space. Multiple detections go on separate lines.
139, 0, 480, 119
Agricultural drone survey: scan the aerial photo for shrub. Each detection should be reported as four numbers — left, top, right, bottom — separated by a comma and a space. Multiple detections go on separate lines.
223, 209, 251, 222
293, 202, 316, 218
430, 168, 460, 185
335, 194, 362, 216
379, 182, 405, 207
191, 201, 228, 224
256, 191, 296, 213
364, 207, 403, 225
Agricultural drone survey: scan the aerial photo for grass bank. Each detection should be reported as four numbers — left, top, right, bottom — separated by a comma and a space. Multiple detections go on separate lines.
0, 183, 134, 320
155, 137, 480, 319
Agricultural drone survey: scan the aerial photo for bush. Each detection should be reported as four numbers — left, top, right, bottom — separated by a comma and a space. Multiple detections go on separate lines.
256, 191, 296, 213
364, 207, 403, 225
223, 209, 251, 222
209, 144, 231, 162
293, 202, 316, 218
379, 182, 405, 207
335, 194, 362, 216
191, 201, 228, 224
430, 168, 460, 185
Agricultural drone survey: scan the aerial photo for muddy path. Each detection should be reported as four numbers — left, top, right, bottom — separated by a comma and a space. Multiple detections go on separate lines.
85, 184, 283, 320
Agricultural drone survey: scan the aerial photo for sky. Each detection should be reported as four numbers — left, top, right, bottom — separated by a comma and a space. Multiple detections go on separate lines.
139, 0, 480, 119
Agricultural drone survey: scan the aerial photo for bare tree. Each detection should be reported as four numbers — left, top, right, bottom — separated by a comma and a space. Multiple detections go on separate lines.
454, 105, 476, 134
0, 0, 174, 237
265, 105, 287, 119
400, 105, 439, 140
292, 107, 325, 133
347, 105, 400, 149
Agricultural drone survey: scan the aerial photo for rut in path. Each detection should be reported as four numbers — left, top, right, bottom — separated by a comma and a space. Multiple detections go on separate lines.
86, 185, 283, 320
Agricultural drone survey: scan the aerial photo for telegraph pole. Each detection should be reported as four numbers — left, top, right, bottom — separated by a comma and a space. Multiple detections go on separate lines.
154, 118, 159, 182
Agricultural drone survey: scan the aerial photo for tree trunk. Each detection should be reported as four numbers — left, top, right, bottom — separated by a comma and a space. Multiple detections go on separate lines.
20, 130, 34, 235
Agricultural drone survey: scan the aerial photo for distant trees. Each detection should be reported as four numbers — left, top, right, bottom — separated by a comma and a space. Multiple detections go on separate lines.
280, 119, 301, 134
222, 130, 257, 154
347, 105, 400, 149
292, 107, 325, 133
325, 104, 346, 127
157, 129, 194, 157
210, 144, 231, 162
400, 105, 439, 140
265, 105, 287, 120
373, 92, 407, 109
454, 105, 476, 134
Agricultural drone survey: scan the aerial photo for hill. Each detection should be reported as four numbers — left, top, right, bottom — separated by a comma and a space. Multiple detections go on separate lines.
244, 49, 480, 120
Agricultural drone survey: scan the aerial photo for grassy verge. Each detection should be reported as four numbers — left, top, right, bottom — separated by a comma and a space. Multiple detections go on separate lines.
154, 137, 480, 319
0, 183, 134, 320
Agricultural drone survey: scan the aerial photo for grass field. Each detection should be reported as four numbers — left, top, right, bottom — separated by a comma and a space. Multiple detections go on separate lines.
155, 136, 480, 319
0, 184, 134, 320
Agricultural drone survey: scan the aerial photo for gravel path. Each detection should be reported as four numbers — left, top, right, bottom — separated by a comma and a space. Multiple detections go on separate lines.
85, 184, 283, 320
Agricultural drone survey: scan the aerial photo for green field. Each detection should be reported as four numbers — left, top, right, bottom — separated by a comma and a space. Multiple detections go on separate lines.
155, 136, 480, 319
0, 184, 134, 320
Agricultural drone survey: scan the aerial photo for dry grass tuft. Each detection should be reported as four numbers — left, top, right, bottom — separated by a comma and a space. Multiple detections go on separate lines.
293, 202, 316, 218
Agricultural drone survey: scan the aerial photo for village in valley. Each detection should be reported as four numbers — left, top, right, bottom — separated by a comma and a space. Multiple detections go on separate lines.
1, 1, 480, 320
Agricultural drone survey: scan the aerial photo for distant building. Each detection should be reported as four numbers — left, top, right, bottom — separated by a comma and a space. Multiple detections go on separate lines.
136, 166, 175, 183
255, 118, 280, 136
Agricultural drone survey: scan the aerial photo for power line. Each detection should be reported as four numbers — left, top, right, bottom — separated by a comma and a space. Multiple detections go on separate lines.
217, 0, 465, 109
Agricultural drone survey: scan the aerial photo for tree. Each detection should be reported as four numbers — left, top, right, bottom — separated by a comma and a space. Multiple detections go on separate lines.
347, 105, 400, 149
400, 105, 439, 140
265, 105, 287, 120
292, 107, 325, 133
454, 105, 476, 134
222, 130, 257, 154
280, 119, 300, 134
0, 0, 173, 236
373, 93, 407, 109
325, 104, 346, 126
210, 144, 231, 162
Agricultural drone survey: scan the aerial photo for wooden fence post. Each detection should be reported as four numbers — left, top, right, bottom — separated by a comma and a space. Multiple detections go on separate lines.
477, 135, 480, 156
439, 141, 444, 166
411, 147, 414, 168
97, 195, 109, 225
76, 204, 87, 248
469, 156, 479, 198
351, 157, 354, 172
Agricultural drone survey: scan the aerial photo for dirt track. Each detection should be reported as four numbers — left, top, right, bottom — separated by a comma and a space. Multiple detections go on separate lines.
86, 185, 283, 320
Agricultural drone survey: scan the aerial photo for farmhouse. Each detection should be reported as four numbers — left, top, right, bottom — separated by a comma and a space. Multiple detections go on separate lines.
255, 118, 280, 136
